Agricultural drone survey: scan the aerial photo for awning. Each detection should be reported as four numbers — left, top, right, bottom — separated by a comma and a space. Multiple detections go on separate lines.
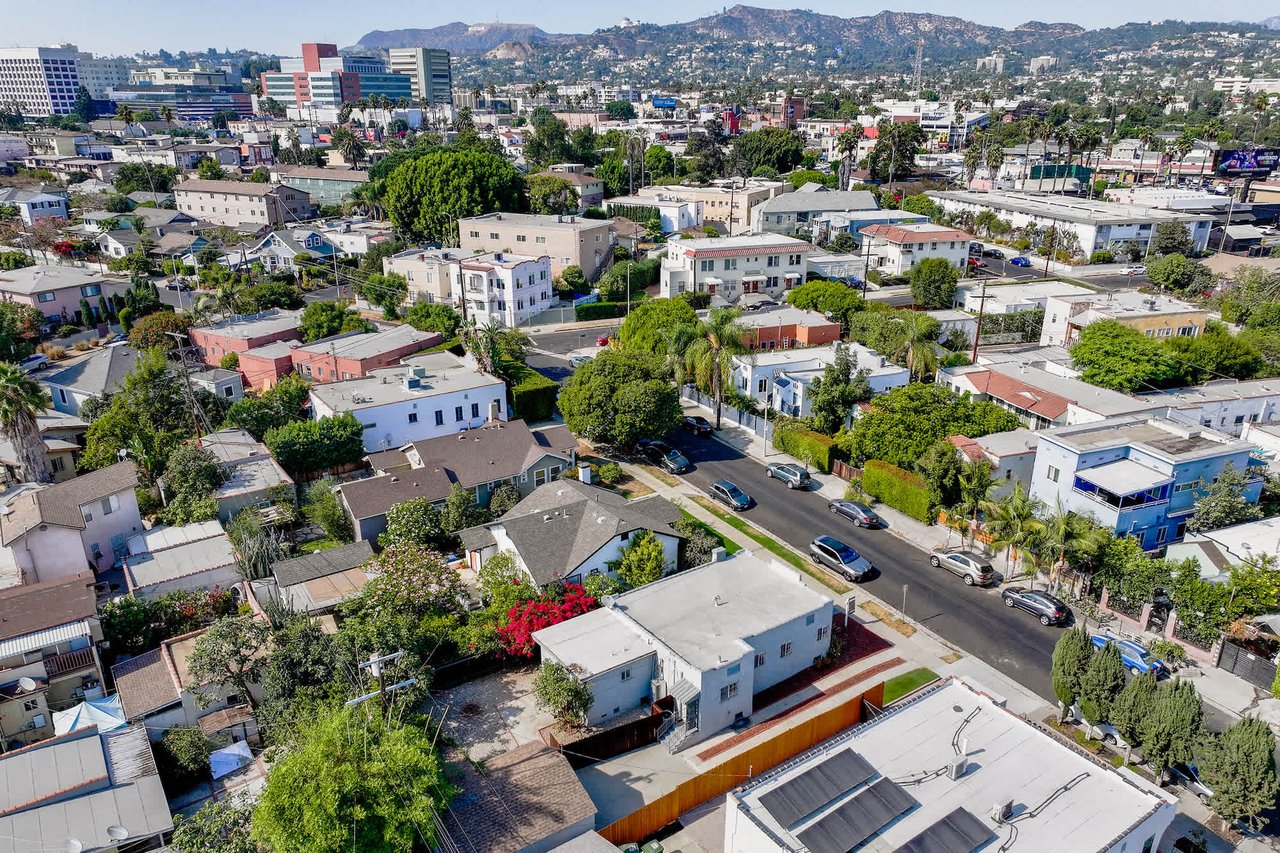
742, 273, 766, 282
784, 271, 803, 279
1077, 459, 1171, 496
0, 621, 91, 659
54, 695, 126, 735
209, 740, 254, 780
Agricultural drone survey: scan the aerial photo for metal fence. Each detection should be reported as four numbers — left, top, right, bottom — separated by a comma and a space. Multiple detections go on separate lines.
681, 386, 775, 443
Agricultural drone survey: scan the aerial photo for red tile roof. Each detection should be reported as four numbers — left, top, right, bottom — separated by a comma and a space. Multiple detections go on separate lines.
959, 369, 1070, 420
859, 224, 974, 244
946, 435, 986, 461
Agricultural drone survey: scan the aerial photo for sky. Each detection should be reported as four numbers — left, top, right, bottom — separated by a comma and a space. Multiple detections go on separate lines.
3, 0, 1267, 56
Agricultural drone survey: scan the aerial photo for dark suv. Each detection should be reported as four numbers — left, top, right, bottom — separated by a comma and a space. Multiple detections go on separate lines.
1001, 586, 1069, 625
637, 440, 689, 474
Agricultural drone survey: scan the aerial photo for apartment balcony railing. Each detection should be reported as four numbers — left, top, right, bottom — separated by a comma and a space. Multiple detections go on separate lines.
1071, 485, 1169, 513
43, 647, 97, 678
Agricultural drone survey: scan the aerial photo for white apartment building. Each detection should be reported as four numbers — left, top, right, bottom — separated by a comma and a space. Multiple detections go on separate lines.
458, 212, 615, 281
456, 252, 554, 327
606, 193, 703, 234
953, 280, 1093, 314
0, 46, 81, 116
174, 179, 312, 228
1029, 55, 1059, 74
1214, 77, 1280, 96
659, 234, 810, 304
929, 190, 1212, 257
1142, 377, 1280, 437
636, 178, 790, 236
308, 352, 507, 452
74, 54, 130, 100
1040, 290, 1206, 347
382, 247, 473, 304
387, 48, 452, 106
858, 222, 973, 276
733, 342, 909, 418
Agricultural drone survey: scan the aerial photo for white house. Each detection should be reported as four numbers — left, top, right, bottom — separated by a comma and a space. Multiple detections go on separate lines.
606, 193, 703, 234
534, 551, 833, 751
858, 222, 973, 276
659, 234, 810, 304
456, 251, 554, 327
1039, 290, 1206, 348
0, 187, 68, 225
1139, 377, 1280, 438
733, 342, 909, 418
458, 480, 684, 589
954, 279, 1094, 314
0, 461, 142, 586
308, 352, 507, 453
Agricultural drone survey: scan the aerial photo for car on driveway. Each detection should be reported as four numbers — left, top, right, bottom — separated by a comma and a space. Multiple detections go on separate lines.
163, 280, 192, 291
929, 549, 995, 586
709, 479, 751, 511
1090, 635, 1167, 676
568, 354, 593, 368
1119, 265, 1146, 276
828, 500, 882, 528
966, 257, 987, 268
809, 535, 872, 582
1168, 763, 1213, 802
1001, 586, 1069, 624
1066, 704, 1131, 748
682, 415, 713, 435
637, 439, 689, 474
982, 248, 1005, 259
18, 353, 49, 373
765, 462, 811, 489
1009, 256, 1032, 268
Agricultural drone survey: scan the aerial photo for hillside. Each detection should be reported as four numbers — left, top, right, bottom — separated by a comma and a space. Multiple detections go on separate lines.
349, 22, 571, 55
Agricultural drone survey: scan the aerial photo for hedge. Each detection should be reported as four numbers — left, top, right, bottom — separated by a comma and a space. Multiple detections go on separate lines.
504, 360, 559, 422
772, 419, 842, 473
575, 301, 627, 321
608, 203, 661, 223
862, 460, 933, 524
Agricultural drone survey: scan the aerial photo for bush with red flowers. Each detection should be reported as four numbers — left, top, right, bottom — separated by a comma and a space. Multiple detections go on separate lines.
498, 584, 597, 658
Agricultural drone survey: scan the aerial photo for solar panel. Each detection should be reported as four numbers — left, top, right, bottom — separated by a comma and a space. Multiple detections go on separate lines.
895, 807, 995, 853
796, 778, 917, 853
758, 751, 876, 828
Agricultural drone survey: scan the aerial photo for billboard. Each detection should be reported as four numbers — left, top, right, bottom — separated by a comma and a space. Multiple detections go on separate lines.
652, 96, 677, 109
1215, 148, 1280, 177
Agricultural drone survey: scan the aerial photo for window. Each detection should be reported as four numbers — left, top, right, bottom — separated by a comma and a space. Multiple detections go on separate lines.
727, 663, 741, 675
516, 234, 526, 242
536, 235, 547, 244
780, 642, 793, 658
1234, 415, 1245, 425
1156, 526, 1168, 544
37, 292, 56, 303
754, 651, 766, 667
224, 386, 234, 397
455, 406, 464, 422
434, 410, 444, 426
805, 613, 815, 626
1174, 481, 1197, 493
50, 456, 64, 472
719, 682, 739, 702
471, 403, 480, 419
58, 388, 67, 404
620, 668, 632, 681
767, 255, 779, 267
408, 412, 418, 424
489, 232, 499, 240
724, 258, 737, 271
699, 259, 714, 272
468, 230, 479, 238
80, 284, 101, 297
757, 378, 767, 393
22, 698, 39, 712
817, 626, 829, 641
101, 494, 119, 515
1047, 465, 1060, 483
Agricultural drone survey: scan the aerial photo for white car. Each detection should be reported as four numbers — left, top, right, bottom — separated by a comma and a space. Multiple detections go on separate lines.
18, 353, 49, 373
1067, 704, 1131, 749
1119, 265, 1146, 276
568, 354, 593, 368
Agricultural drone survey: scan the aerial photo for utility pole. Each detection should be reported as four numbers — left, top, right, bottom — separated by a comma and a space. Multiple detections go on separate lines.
969, 277, 987, 364
346, 651, 415, 715
166, 331, 213, 436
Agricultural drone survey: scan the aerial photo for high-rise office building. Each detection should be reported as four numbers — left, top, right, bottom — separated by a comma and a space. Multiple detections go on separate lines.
0, 46, 81, 116
74, 54, 130, 100
387, 48, 453, 106
261, 43, 412, 109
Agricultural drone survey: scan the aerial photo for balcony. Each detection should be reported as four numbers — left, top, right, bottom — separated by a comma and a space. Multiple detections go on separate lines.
43, 647, 96, 678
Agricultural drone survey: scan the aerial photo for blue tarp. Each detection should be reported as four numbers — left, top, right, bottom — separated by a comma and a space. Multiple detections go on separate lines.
209, 740, 254, 780
53, 695, 126, 735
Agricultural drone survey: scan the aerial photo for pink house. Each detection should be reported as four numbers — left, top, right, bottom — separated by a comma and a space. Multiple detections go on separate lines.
0, 266, 124, 327
289, 325, 442, 384
238, 341, 297, 391
188, 309, 304, 369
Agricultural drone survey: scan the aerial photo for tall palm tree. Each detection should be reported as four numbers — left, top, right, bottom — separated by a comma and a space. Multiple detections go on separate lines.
894, 315, 939, 381
1169, 131, 1195, 187
160, 106, 175, 136
1029, 500, 1108, 592
835, 128, 862, 191
0, 363, 53, 484
680, 309, 752, 429
330, 128, 367, 170
956, 458, 996, 524
980, 481, 1044, 582
114, 103, 135, 128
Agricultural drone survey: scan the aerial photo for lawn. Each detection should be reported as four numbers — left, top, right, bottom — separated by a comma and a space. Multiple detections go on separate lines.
677, 508, 741, 555
690, 497, 851, 594
298, 537, 344, 554
881, 667, 939, 705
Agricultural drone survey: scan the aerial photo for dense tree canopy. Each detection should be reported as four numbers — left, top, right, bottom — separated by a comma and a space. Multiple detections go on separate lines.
909, 257, 960, 308
616, 297, 698, 358
298, 300, 375, 343
559, 349, 681, 445
384, 149, 528, 242
1070, 320, 1183, 392
729, 127, 805, 176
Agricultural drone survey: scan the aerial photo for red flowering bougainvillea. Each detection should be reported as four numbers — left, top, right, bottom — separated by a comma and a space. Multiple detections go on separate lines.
498, 583, 596, 658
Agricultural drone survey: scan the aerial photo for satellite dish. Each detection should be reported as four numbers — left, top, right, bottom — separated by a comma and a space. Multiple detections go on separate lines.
17, 677, 37, 693
106, 825, 129, 841
62, 840, 82, 853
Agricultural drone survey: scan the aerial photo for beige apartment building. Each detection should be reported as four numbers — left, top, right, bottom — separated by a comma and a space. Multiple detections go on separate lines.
638, 178, 791, 236
458, 212, 614, 281
174, 179, 312, 227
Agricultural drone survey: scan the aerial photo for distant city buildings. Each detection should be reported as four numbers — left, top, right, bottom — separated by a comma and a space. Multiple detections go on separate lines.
261, 43, 411, 109
387, 48, 453, 106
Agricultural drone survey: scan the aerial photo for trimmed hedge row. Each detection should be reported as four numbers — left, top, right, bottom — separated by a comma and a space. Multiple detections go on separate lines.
505, 360, 559, 422
862, 460, 933, 524
575, 301, 628, 321
772, 419, 842, 474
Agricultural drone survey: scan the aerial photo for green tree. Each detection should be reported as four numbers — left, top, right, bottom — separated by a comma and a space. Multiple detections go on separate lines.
384, 149, 528, 243
487, 483, 522, 516
1111, 672, 1158, 762
612, 379, 684, 447
644, 144, 675, 178
866, 121, 927, 182
1150, 220, 1194, 257
1146, 254, 1215, 294
909, 257, 961, 309
260, 615, 337, 715
171, 795, 256, 853
1202, 716, 1280, 828
128, 310, 190, 350
1070, 320, 1183, 392
729, 127, 805, 175
980, 481, 1045, 580
265, 413, 366, 476
534, 660, 594, 728
303, 482, 353, 542
252, 705, 452, 853
440, 483, 491, 534
329, 128, 367, 169
528, 174, 578, 215
616, 299, 701, 360
679, 308, 752, 430
1188, 463, 1264, 533
0, 302, 44, 361
560, 349, 681, 445
558, 265, 588, 296
223, 373, 310, 440
79, 348, 188, 481
1077, 641, 1126, 734
356, 272, 408, 314
899, 193, 943, 220
0, 363, 53, 484
71, 84, 95, 123
605, 100, 637, 120
1164, 323, 1262, 382
358, 544, 466, 619
185, 616, 272, 708
112, 163, 181, 195
916, 440, 965, 510
807, 344, 873, 436
786, 279, 865, 331
195, 157, 225, 180
614, 529, 670, 589
298, 300, 374, 342
403, 302, 461, 338
1141, 679, 1203, 782
1050, 626, 1094, 716
379, 496, 448, 549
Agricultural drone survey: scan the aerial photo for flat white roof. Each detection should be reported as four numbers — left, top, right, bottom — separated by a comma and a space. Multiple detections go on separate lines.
1077, 458, 1172, 495
1201, 516, 1280, 564
955, 280, 1093, 307
668, 233, 812, 252
736, 306, 836, 329
1142, 377, 1280, 407
308, 352, 503, 411
730, 678, 1172, 852
193, 309, 303, 340
1042, 414, 1253, 462
1053, 290, 1203, 318
534, 606, 654, 678
929, 190, 1213, 225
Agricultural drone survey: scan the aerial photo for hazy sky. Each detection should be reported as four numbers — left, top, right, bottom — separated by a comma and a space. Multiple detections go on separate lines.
3, 0, 1264, 55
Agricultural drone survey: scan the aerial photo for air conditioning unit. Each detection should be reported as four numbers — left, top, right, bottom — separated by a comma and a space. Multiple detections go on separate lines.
990, 799, 1013, 824
947, 756, 968, 780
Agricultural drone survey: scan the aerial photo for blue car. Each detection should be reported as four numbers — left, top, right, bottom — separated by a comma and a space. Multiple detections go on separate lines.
1009, 256, 1033, 268
1090, 635, 1167, 676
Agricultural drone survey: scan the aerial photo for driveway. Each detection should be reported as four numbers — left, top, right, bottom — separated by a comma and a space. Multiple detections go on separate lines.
431, 666, 553, 762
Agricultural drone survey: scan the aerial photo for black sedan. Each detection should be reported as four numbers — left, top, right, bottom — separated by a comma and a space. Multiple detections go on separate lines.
1001, 586, 1070, 625
637, 440, 690, 474
682, 415, 714, 436
709, 479, 751, 511
828, 500, 882, 528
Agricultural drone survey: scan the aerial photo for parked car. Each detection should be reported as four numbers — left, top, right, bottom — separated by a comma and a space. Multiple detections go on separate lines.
966, 257, 987, 268
18, 353, 49, 373
828, 500, 882, 528
709, 479, 751, 511
1089, 635, 1167, 676
682, 415, 713, 436
929, 548, 995, 586
982, 248, 1006, 259
1119, 265, 1146, 276
1066, 704, 1131, 749
1001, 586, 1070, 625
596, 334, 611, 347
1009, 256, 1032, 268
766, 462, 811, 489
1168, 763, 1213, 802
637, 439, 689, 474
809, 535, 872, 582
163, 280, 192, 291
569, 354, 593, 368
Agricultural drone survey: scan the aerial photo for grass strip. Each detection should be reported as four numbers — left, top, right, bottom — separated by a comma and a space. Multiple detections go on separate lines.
881, 667, 939, 704
677, 508, 742, 555
861, 600, 917, 637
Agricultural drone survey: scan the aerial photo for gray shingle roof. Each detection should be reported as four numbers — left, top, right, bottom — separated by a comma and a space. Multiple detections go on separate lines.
460, 480, 684, 586
0, 572, 96, 643
0, 461, 139, 545
41, 345, 141, 398
111, 648, 181, 718
271, 540, 374, 588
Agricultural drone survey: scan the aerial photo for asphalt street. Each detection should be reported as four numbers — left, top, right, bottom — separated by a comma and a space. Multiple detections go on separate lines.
530, 324, 620, 355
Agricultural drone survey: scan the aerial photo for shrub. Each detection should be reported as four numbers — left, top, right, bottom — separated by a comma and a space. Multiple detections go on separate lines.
575, 301, 627, 321
1089, 250, 1115, 264
41, 345, 66, 360
598, 462, 622, 485
772, 419, 842, 473
1148, 639, 1186, 665
220, 352, 240, 370
862, 459, 933, 523
676, 291, 712, 309
505, 359, 558, 421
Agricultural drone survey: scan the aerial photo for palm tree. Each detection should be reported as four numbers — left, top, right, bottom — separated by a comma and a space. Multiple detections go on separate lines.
0, 363, 53, 484
330, 128, 367, 170
1169, 131, 1195, 187
835, 128, 862, 192
1029, 500, 1109, 592
680, 309, 752, 429
285, 126, 301, 159
980, 481, 1044, 582
1249, 93, 1270, 143
114, 103, 135, 128
956, 458, 996, 523
894, 314, 939, 381
160, 106, 175, 136
1136, 128, 1158, 185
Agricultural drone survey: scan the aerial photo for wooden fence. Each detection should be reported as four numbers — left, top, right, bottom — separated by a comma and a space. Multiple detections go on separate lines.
597, 680, 886, 845
545, 697, 674, 769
